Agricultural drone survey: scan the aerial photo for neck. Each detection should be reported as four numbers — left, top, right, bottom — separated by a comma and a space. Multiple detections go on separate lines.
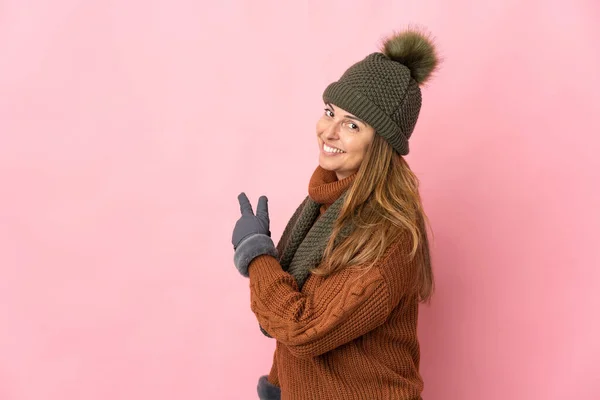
308, 166, 357, 206
336, 171, 350, 180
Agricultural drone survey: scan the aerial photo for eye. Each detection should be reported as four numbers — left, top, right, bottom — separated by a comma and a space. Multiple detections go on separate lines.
324, 108, 334, 118
346, 122, 359, 131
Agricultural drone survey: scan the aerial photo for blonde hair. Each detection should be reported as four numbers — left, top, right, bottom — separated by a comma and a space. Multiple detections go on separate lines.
311, 134, 434, 302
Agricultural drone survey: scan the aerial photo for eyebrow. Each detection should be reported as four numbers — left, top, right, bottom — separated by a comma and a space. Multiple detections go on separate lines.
326, 103, 367, 125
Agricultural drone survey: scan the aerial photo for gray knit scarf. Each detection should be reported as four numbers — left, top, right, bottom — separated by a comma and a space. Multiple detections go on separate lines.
258, 190, 353, 337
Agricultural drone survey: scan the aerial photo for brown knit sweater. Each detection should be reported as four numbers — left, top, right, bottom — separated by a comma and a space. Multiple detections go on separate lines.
248, 166, 424, 399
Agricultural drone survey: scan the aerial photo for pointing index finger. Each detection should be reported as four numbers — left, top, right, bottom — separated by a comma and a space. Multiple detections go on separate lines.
238, 192, 254, 216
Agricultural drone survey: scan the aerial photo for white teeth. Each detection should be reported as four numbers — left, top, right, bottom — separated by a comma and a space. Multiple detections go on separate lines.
324, 144, 344, 153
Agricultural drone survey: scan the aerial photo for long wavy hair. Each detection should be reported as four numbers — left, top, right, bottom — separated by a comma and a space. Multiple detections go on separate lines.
311, 133, 434, 303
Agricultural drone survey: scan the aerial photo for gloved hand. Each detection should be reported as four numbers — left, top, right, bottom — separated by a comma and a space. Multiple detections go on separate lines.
232, 192, 278, 277
257, 375, 281, 400
232, 193, 271, 248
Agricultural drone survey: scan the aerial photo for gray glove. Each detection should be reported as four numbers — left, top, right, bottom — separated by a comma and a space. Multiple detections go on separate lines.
257, 375, 281, 400
232, 192, 278, 277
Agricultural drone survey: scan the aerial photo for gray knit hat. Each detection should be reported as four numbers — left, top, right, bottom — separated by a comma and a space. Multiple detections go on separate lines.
322, 29, 439, 155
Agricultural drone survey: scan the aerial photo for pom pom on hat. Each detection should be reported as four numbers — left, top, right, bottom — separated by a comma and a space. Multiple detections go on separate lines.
380, 28, 439, 85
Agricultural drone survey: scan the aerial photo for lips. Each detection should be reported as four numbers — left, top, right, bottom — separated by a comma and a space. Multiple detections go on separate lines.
323, 142, 345, 154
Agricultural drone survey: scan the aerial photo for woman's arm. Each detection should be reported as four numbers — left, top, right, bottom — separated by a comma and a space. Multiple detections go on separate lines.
247, 238, 414, 359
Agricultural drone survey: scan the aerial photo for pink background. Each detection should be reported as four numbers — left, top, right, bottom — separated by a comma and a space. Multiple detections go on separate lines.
1, 1, 599, 399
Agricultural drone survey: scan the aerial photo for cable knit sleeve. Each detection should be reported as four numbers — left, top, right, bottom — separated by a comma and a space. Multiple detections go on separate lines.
247, 236, 416, 359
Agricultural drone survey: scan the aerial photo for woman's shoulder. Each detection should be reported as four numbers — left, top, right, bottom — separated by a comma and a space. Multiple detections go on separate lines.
374, 231, 420, 295
340, 232, 416, 285
366, 225, 413, 265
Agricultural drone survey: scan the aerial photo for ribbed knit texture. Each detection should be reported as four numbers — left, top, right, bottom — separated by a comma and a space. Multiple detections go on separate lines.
258, 167, 356, 338
248, 166, 424, 399
307, 166, 356, 213
322, 52, 422, 156
272, 166, 359, 292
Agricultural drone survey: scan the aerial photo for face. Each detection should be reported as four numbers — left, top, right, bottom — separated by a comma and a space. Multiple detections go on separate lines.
316, 103, 375, 180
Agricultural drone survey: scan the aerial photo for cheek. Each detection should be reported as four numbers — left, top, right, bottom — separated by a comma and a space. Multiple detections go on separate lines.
347, 138, 371, 162
345, 137, 367, 155
316, 118, 327, 132
362, 141, 371, 155
358, 132, 375, 155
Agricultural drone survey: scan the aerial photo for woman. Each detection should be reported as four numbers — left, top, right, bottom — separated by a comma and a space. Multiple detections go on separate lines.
232, 28, 439, 400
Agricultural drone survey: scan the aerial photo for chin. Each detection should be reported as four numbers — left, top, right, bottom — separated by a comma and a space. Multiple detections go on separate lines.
318, 159, 333, 171
318, 154, 334, 168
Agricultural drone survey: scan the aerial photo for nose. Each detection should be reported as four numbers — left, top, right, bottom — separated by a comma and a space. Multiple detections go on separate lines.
321, 120, 339, 140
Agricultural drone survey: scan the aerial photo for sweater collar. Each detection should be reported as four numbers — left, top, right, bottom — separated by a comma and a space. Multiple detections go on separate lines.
308, 166, 356, 206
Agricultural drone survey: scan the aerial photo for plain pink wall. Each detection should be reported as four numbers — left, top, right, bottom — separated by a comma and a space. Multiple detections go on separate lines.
1, 1, 599, 399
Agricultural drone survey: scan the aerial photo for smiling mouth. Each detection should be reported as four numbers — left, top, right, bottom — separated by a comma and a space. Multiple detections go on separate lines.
322, 143, 346, 154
